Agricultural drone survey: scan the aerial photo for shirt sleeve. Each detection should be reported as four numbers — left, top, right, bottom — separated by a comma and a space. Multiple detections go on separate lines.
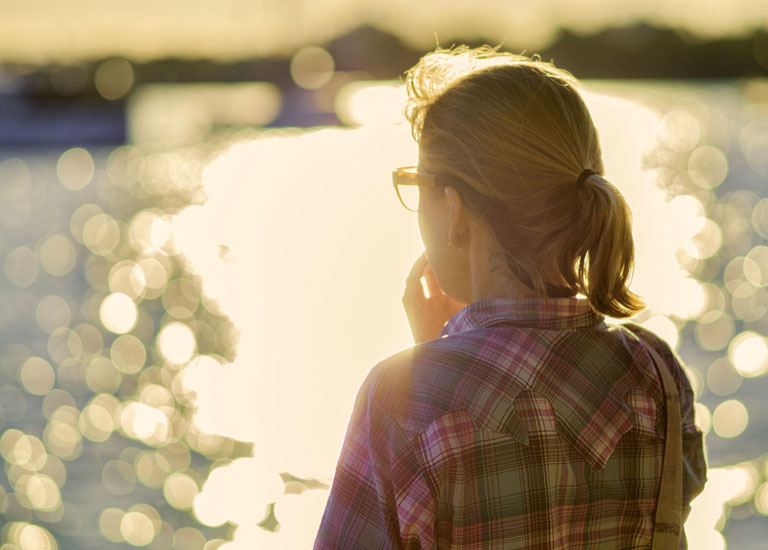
314, 374, 437, 550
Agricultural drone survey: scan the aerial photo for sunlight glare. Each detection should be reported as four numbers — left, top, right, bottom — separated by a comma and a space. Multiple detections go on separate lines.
99, 293, 138, 334
120, 402, 169, 444
728, 331, 768, 377
694, 402, 711, 435
164, 85, 715, 536
157, 322, 197, 365
638, 315, 680, 350
660, 109, 701, 153
193, 457, 284, 526
335, 81, 407, 126
686, 467, 746, 550
272, 490, 332, 548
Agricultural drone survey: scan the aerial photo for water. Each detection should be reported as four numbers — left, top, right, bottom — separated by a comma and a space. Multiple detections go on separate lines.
1, 78, 767, 549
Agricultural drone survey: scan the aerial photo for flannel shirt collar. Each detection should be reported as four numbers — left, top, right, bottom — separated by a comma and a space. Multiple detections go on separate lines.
440, 296, 606, 337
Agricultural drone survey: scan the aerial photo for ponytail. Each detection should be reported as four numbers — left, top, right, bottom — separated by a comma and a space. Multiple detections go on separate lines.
572, 174, 645, 318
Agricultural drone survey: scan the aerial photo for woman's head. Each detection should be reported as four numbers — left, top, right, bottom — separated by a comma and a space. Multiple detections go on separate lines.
402, 44, 645, 319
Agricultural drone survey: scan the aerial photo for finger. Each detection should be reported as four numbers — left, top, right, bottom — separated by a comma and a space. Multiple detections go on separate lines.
403, 272, 426, 304
422, 262, 443, 300
404, 283, 427, 309
406, 252, 428, 283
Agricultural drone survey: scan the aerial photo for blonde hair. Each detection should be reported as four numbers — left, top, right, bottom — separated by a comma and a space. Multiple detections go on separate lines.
402, 44, 645, 319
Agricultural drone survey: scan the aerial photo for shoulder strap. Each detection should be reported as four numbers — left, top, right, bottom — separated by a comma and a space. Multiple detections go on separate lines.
641, 338, 683, 549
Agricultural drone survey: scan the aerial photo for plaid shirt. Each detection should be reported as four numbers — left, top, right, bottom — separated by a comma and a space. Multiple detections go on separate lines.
314, 296, 707, 549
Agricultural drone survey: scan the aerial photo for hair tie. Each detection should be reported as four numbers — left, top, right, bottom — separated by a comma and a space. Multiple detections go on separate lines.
576, 168, 597, 188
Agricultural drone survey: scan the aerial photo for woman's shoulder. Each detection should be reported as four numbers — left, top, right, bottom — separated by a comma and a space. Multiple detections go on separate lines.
354, 336, 522, 439
618, 320, 677, 358
358, 341, 466, 422
613, 320, 698, 427
616, 321, 690, 384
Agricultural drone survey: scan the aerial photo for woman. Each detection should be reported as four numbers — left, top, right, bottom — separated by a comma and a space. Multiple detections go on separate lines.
314, 44, 706, 549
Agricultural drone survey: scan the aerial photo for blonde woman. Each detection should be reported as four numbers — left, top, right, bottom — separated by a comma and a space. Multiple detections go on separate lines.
314, 45, 706, 549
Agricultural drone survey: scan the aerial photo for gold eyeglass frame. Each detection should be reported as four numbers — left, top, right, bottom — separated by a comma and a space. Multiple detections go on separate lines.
392, 166, 436, 212
392, 165, 497, 215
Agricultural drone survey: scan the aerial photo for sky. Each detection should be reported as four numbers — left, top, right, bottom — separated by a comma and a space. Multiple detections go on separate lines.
0, 0, 767, 63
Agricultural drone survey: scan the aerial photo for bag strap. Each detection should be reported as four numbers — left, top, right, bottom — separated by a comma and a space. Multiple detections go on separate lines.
640, 337, 683, 550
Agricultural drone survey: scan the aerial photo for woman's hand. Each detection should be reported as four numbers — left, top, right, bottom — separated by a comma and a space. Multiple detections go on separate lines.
402, 252, 468, 344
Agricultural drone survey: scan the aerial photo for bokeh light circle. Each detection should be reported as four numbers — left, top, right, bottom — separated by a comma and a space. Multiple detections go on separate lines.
290, 46, 335, 90
99, 507, 125, 543
660, 110, 701, 153
687, 145, 728, 189
82, 213, 121, 256
57, 147, 94, 191
35, 294, 72, 334
728, 331, 768, 377
163, 472, 200, 510
4, 246, 39, 288
756, 481, 768, 515
99, 293, 138, 334
120, 510, 156, 546
95, 58, 135, 100
712, 399, 749, 438
157, 322, 197, 365
110, 334, 147, 374
20, 356, 56, 395
706, 356, 743, 396
39, 234, 77, 277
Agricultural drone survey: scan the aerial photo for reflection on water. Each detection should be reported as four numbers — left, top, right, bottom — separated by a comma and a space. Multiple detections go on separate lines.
1, 78, 768, 549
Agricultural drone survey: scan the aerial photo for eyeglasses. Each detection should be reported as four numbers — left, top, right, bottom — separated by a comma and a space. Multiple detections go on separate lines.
392, 165, 496, 213
392, 166, 436, 212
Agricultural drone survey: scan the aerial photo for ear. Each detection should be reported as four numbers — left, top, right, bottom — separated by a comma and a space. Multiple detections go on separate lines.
444, 186, 466, 248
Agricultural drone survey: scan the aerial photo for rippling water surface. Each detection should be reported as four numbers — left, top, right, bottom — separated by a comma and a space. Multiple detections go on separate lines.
1, 79, 767, 549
